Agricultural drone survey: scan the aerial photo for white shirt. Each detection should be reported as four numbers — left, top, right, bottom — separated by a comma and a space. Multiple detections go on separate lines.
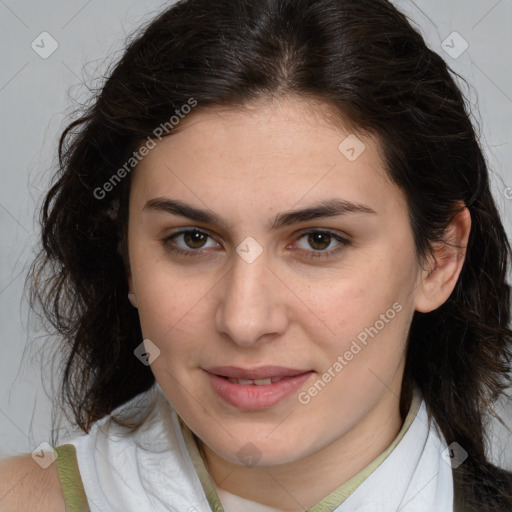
65, 382, 454, 511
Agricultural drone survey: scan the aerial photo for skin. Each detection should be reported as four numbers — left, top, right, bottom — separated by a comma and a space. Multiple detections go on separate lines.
126, 95, 471, 510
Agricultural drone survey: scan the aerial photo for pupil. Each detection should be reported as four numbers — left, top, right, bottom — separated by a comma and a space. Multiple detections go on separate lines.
185, 231, 206, 248
309, 233, 330, 250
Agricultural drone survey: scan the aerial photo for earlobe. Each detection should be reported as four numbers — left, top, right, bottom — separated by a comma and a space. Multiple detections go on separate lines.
127, 275, 138, 308
128, 291, 138, 308
414, 206, 471, 313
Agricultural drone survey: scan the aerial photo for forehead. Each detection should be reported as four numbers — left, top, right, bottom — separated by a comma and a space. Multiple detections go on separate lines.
131, 96, 404, 218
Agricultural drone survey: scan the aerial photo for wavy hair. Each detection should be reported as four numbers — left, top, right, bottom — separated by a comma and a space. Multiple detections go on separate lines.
29, 0, 512, 507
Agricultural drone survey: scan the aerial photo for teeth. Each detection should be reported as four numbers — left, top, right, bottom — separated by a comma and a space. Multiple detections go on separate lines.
254, 378, 272, 385
226, 377, 277, 385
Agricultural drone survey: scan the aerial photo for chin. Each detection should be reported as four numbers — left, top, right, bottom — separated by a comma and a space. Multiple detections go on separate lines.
205, 434, 308, 467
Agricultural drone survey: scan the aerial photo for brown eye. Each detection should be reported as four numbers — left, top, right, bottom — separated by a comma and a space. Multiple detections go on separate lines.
182, 230, 208, 249
163, 228, 221, 256
293, 230, 350, 260
307, 232, 332, 251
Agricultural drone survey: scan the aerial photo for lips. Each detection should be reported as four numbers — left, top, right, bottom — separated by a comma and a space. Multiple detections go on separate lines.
204, 365, 310, 380
203, 366, 314, 410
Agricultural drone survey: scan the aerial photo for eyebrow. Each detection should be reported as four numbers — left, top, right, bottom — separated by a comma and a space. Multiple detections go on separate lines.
143, 197, 377, 230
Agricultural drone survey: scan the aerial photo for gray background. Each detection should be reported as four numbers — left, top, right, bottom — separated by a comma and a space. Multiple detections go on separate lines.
1, 0, 511, 471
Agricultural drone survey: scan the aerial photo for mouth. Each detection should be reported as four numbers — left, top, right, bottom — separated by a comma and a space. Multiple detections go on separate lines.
203, 366, 314, 410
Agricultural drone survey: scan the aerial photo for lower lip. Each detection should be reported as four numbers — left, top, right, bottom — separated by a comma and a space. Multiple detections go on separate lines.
204, 371, 313, 410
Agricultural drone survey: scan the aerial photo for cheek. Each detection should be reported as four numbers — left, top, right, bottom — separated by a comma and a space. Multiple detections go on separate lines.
128, 247, 193, 347
136, 281, 207, 352
303, 264, 395, 328
308, 281, 409, 418
308, 252, 415, 362
129, 231, 193, 305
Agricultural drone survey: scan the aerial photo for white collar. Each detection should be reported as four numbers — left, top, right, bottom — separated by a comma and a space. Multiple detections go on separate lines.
71, 383, 453, 512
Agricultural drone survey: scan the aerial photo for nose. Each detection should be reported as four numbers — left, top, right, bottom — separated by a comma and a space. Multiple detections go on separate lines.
214, 247, 289, 347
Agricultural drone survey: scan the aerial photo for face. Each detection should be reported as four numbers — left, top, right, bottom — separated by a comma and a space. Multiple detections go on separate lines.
127, 95, 425, 467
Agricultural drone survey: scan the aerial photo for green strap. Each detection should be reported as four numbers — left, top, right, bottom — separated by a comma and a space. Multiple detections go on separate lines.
54, 444, 91, 512
181, 423, 226, 512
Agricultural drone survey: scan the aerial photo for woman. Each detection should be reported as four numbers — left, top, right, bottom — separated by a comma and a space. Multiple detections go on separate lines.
1, 0, 511, 510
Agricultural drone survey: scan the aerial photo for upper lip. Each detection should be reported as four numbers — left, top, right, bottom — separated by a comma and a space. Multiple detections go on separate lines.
204, 366, 311, 380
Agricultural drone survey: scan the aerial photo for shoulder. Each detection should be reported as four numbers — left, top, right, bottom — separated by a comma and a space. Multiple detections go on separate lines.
0, 454, 65, 512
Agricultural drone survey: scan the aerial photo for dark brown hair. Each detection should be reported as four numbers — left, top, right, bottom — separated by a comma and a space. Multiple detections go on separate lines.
29, 0, 512, 508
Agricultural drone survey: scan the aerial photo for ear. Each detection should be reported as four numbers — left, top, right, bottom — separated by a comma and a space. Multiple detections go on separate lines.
127, 274, 138, 308
414, 205, 471, 313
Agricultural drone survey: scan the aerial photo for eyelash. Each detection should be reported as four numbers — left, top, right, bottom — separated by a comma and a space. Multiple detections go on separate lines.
161, 228, 351, 261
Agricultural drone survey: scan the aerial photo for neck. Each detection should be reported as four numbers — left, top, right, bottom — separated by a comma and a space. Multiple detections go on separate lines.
198, 386, 406, 511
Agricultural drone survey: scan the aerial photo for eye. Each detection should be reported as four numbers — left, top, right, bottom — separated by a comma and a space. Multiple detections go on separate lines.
292, 230, 350, 258
163, 228, 220, 255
